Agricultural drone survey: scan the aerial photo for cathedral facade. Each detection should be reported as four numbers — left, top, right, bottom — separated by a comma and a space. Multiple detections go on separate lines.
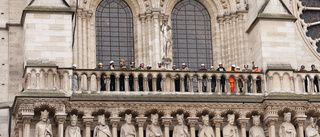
1, 0, 320, 137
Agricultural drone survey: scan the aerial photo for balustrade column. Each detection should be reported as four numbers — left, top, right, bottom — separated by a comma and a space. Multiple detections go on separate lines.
226, 78, 230, 93
27, 74, 31, 89
106, 76, 110, 91
180, 77, 185, 92
78, 75, 82, 92
290, 76, 294, 92
171, 77, 175, 92
161, 117, 173, 137
134, 76, 139, 91
44, 73, 48, 89
55, 115, 67, 137
83, 116, 94, 137
162, 76, 166, 92
187, 117, 199, 137
198, 77, 203, 93
97, 76, 101, 93
143, 76, 148, 92
238, 118, 249, 137
69, 75, 72, 91
269, 76, 273, 92
136, 117, 147, 137
22, 116, 32, 137
212, 117, 223, 137
311, 78, 315, 93
152, 76, 157, 91
36, 73, 40, 89
235, 78, 239, 93
243, 78, 248, 93
110, 117, 121, 137
189, 76, 194, 92
207, 77, 212, 93
116, 76, 120, 91
125, 76, 129, 92
87, 77, 91, 91
216, 78, 221, 94
294, 117, 306, 137
280, 76, 284, 91
252, 79, 257, 93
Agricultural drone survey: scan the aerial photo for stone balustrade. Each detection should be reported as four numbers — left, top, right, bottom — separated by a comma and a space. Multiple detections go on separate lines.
23, 66, 320, 95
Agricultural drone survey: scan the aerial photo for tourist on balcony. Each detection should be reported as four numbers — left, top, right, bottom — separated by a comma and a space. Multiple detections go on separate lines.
157, 62, 166, 70
227, 65, 236, 92
199, 64, 208, 92
311, 64, 319, 92
210, 66, 214, 71
217, 63, 226, 92
181, 63, 189, 71
253, 66, 262, 93
108, 61, 115, 70
242, 65, 252, 92
181, 63, 189, 92
146, 65, 153, 91
172, 65, 180, 91
119, 59, 127, 70
209, 66, 216, 92
300, 65, 306, 71
72, 64, 78, 91
96, 63, 106, 91
236, 66, 241, 72
137, 63, 146, 70
172, 65, 179, 70
129, 62, 136, 70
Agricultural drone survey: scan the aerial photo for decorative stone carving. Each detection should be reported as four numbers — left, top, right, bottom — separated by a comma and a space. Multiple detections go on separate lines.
65, 114, 81, 137
249, 115, 265, 137
160, 19, 172, 59
146, 114, 163, 137
173, 114, 190, 137
94, 114, 112, 137
279, 112, 296, 137
120, 114, 136, 137
305, 117, 320, 137
35, 110, 53, 137
223, 114, 239, 137
198, 115, 215, 137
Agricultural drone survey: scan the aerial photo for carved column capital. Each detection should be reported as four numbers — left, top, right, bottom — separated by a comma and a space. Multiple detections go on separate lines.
136, 117, 148, 127
212, 117, 224, 127
110, 117, 121, 127
264, 116, 278, 127
55, 114, 67, 124
187, 117, 199, 127
293, 116, 307, 126
161, 117, 173, 127
22, 116, 33, 124
82, 116, 94, 127
237, 118, 249, 128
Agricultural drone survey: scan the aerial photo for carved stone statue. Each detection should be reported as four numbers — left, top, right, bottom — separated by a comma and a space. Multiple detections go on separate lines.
223, 114, 239, 137
120, 114, 136, 137
35, 110, 52, 137
305, 117, 320, 137
94, 114, 112, 137
160, 19, 172, 58
198, 115, 215, 137
279, 112, 296, 137
249, 115, 265, 137
173, 114, 190, 137
65, 114, 81, 137
146, 113, 163, 137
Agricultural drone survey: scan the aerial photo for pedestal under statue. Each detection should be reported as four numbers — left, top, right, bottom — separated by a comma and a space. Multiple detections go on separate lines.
65, 114, 81, 137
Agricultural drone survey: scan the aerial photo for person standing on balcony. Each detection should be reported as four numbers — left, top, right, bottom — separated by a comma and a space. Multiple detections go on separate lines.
300, 65, 308, 93
242, 65, 252, 72
311, 64, 319, 92
181, 63, 189, 92
108, 61, 116, 91
253, 66, 262, 93
199, 64, 208, 92
137, 63, 146, 70
236, 66, 243, 92
72, 64, 78, 91
242, 65, 252, 92
209, 66, 216, 92
227, 65, 236, 93
157, 62, 166, 70
172, 65, 179, 70
129, 62, 136, 70
216, 63, 226, 92
96, 63, 106, 91
119, 59, 127, 70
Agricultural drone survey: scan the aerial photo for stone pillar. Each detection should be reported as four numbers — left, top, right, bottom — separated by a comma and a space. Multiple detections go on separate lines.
44, 73, 48, 89
97, 76, 101, 93
146, 13, 152, 64
134, 76, 139, 91
187, 117, 199, 137
140, 15, 146, 64
136, 117, 147, 137
269, 76, 273, 92
252, 79, 257, 93
162, 76, 166, 92
171, 77, 175, 92
83, 116, 94, 137
290, 76, 295, 92
311, 78, 315, 93
243, 78, 248, 93
161, 117, 173, 137
22, 116, 32, 137
36, 73, 40, 89
264, 116, 278, 137
53, 73, 57, 89
69, 75, 72, 91
55, 114, 67, 137
110, 117, 121, 137
77, 10, 83, 68
198, 76, 203, 93
180, 77, 185, 92
293, 116, 307, 137
106, 76, 110, 91
235, 77, 239, 93
189, 76, 194, 92
237, 118, 249, 137
153, 11, 161, 65
116, 76, 120, 91
15, 121, 23, 137
87, 77, 91, 92
152, 76, 157, 91
207, 77, 212, 93
216, 78, 221, 94
218, 18, 225, 64
144, 76, 148, 92
125, 75, 130, 92
212, 117, 223, 137
280, 76, 284, 91
77, 74, 81, 92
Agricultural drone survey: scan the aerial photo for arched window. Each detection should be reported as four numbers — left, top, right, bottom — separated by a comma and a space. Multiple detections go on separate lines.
172, 0, 212, 70
96, 0, 134, 68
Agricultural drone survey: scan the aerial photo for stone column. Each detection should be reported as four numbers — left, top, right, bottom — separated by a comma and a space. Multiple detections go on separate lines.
140, 15, 146, 64
15, 121, 23, 137
97, 76, 101, 93
252, 79, 257, 93
69, 75, 72, 91
212, 117, 223, 137
22, 116, 33, 137
153, 11, 161, 65
146, 13, 152, 64
235, 77, 239, 93
44, 73, 48, 89
218, 18, 224, 64
237, 118, 249, 137
106, 76, 110, 92
136, 117, 147, 137
36, 73, 40, 89
77, 74, 81, 92
110, 117, 121, 137
87, 77, 91, 92
162, 76, 166, 92
198, 76, 203, 93
77, 10, 83, 68
290, 76, 295, 92
161, 117, 173, 137
207, 77, 212, 93
144, 76, 148, 92
293, 116, 307, 137
180, 77, 185, 92
311, 78, 315, 93
189, 76, 194, 92
264, 116, 278, 137
55, 114, 67, 137
53, 73, 57, 89
187, 117, 199, 137
152, 76, 157, 91
243, 78, 248, 93
125, 75, 130, 92
83, 116, 94, 137
134, 76, 139, 91
216, 78, 221, 94
280, 76, 284, 91
269, 76, 273, 92
116, 76, 120, 91
171, 77, 175, 92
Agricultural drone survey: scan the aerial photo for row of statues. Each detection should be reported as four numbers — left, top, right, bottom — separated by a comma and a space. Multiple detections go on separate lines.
35, 110, 320, 137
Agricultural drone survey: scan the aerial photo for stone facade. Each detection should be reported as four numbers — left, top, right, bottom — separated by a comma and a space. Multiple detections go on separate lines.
1, 0, 320, 137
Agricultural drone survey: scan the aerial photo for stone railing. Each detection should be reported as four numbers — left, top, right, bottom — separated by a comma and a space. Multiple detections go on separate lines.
23, 66, 320, 95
